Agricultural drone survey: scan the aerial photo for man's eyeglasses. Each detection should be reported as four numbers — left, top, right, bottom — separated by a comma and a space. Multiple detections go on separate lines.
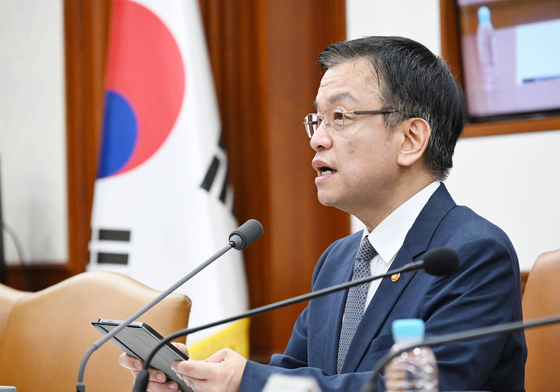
303, 107, 397, 138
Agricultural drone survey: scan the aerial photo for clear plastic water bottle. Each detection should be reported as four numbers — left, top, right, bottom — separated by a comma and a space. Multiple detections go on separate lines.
476, 5, 498, 91
385, 319, 438, 392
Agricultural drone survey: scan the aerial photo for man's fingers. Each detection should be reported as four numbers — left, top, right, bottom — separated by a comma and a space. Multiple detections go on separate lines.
119, 352, 143, 370
172, 360, 206, 380
171, 342, 190, 357
169, 349, 246, 392
139, 381, 180, 392
119, 352, 181, 391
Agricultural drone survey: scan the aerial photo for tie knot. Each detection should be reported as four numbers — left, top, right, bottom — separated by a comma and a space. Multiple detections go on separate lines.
356, 237, 377, 262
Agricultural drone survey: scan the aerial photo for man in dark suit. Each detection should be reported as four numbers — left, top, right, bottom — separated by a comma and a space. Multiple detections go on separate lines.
121, 36, 527, 392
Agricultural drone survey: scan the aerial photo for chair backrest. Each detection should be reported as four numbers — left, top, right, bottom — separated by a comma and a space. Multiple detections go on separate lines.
522, 248, 560, 392
0, 284, 30, 348
0, 271, 191, 392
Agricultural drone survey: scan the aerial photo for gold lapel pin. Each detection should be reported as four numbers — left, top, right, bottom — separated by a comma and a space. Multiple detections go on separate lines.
391, 273, 400, 282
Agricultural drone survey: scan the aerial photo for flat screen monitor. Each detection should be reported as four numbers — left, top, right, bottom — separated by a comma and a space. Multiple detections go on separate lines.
455, 0, 560, 122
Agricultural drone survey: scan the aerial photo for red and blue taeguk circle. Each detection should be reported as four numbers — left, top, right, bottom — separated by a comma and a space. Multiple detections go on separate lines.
98, 0, 186, 178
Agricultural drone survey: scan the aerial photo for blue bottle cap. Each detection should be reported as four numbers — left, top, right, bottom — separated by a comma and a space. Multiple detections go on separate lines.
392, 318, 425, 341
478, 6, 491, 24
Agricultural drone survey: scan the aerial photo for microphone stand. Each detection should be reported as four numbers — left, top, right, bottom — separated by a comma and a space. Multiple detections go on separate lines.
132, 261, 429, 392
76, 243, 234, 392
360, 314, 560, 392
77, 219, 262, 391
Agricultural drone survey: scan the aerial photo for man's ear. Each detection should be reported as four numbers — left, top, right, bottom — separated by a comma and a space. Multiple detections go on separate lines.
396, 118, 431, 167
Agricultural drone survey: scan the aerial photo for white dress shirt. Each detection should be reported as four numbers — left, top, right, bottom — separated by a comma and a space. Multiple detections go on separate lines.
362, 181, 441, 307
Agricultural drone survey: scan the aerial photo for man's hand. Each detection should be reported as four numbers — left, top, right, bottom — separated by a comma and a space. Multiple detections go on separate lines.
172, 348, 247, 392
118, 342, 189, 391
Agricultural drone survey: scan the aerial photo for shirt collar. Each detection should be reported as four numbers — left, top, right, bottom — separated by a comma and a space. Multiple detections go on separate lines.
362, 181, 441, 265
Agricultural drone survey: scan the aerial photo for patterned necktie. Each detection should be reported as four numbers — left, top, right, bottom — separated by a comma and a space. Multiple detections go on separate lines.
337, 236, 377, 373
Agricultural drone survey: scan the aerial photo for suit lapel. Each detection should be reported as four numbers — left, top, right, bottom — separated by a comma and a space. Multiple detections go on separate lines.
340, 184, 457, 373
323, 234, 361, 374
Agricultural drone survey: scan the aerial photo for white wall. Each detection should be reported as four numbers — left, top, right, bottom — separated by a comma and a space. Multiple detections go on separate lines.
346, 0, 560, 271
0, 0, 67, 264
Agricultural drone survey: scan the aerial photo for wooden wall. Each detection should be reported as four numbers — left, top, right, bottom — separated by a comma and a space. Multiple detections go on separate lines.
7, 0, 350, 361
197, 0, 350, 359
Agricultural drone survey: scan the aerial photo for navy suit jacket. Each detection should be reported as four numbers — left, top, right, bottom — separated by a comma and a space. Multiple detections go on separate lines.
241, 184, 527, 392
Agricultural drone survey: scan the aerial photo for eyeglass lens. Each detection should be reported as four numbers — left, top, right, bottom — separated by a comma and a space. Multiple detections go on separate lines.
304, 108, 345, 137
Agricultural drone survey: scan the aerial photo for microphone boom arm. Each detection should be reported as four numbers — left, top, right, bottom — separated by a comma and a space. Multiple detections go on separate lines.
133, 260, 427, 392
77, 243, 234, 392
361, 314, 560, 392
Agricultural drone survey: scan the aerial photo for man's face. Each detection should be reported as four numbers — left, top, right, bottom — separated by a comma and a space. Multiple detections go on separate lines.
310, 59, 402, 218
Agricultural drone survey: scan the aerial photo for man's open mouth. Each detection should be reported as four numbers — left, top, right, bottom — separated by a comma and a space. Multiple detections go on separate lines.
318, 166, 336, 176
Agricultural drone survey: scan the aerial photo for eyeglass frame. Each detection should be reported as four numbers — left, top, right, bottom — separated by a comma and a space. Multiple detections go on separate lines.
303, 107, 398, 138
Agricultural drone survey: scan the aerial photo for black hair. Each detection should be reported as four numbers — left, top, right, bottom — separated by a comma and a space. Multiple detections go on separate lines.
318, 36, 466, 180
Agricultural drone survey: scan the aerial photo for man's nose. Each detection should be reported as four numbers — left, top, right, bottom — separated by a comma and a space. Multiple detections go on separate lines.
310, 123, 333, 151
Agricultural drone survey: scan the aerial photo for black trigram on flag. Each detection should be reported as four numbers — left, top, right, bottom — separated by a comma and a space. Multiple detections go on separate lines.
200, 137, 230, 205
93, 228, 131, 265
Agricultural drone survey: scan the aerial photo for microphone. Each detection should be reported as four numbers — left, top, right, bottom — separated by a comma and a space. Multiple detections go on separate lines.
76, 219, 263, 392
132, 247, 459, 392
229, 219, 264, 250
360, 314, 559, 392
399, 246, 459, 277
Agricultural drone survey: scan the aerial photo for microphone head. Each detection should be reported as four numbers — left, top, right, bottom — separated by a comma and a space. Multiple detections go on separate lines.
423, 247, 459, 276
229, 219, 263, 250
